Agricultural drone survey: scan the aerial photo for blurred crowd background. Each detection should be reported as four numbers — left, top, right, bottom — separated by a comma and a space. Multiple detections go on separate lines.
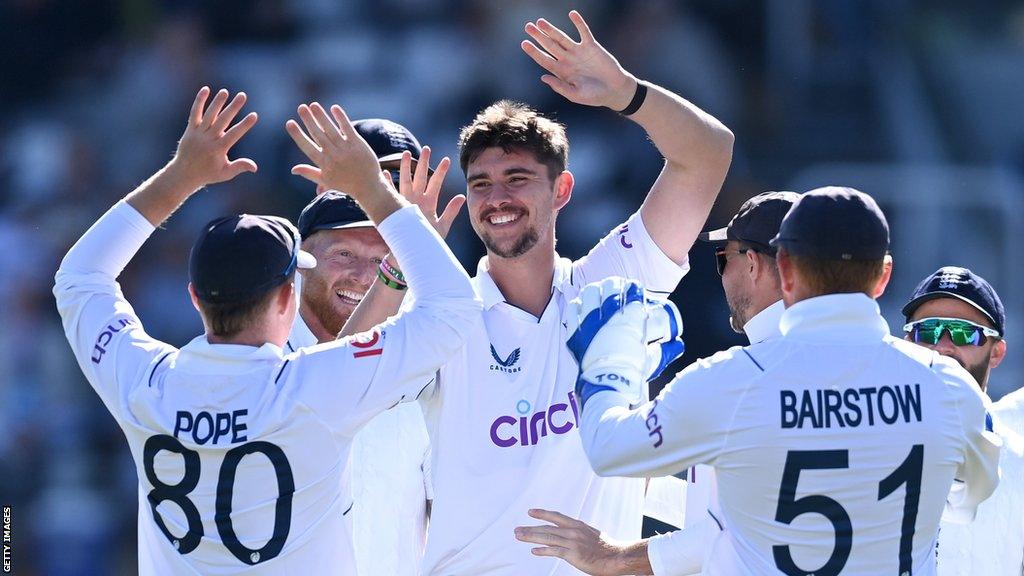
3, 0, 1024, 573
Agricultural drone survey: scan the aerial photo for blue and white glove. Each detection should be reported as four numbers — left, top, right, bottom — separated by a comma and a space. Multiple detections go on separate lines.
566, 277, 684, 410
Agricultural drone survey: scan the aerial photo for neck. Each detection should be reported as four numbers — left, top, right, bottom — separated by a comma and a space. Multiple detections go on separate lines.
206, 331, 276, 348
486, 241, 556, 318
299, 305, 337, 344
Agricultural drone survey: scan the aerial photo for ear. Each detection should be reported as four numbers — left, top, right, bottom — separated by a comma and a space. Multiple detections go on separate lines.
187, 283, 202, 313
553, 170, 574, 211
746, 249, 760, 281
873, 254, 894, 298
776, 249, 797, 301
276, 282, 295, 316
990, 338, 1007, 370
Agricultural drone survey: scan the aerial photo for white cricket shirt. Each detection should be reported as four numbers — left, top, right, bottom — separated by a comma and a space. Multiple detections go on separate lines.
420, 212, 688, 575
581, 293, 1002, 576
287, 315, 432, 576
647, 299, 785, 576
937, 388, 1024, 576
54, 202, 480, 575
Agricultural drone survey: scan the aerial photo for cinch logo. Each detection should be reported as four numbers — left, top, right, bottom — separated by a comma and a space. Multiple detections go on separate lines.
489, 392, 580, 448
91, 318, 135, 364
490, 344, 522, 373
646, 399, 663, 448
618, 224, 633, 249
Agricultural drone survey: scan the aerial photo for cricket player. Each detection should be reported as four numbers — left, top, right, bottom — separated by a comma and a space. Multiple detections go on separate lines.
901, 266, 1024, 575
515, 191, 800, 575
343, 10, 733, 574
53, 88, 480, 574
287, 120, 461, 576
563, 187, 1001, 575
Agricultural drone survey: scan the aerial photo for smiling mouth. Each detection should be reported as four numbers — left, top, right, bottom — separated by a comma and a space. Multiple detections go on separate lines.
335, 289, 365, 305
485, 211, 523, 226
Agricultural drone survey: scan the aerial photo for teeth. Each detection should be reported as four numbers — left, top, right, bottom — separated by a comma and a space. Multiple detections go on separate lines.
336, 290, 364, 302
489, 213, 519, 225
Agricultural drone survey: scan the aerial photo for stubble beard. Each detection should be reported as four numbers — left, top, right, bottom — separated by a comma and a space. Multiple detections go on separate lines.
480, 225, 541, 259
301, 275, 351, 339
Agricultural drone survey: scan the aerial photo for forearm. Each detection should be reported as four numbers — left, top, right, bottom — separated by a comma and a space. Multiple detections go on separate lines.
375, 206, 474, 303
625, 80, 733, 173
57, 201, 156, 281
124, 160, 204, 227
337, 280, 405, 338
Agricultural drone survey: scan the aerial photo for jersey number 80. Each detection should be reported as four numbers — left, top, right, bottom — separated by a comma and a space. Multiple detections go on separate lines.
142, 434, 295, 565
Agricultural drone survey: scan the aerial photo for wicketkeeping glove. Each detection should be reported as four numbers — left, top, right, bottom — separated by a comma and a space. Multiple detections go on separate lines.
566, 277, 684, 409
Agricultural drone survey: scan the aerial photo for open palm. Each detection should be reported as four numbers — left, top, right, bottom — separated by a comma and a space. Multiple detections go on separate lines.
521, 10, 635, 109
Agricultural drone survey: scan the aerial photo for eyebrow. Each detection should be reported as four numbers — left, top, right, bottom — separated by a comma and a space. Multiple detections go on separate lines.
466, 166, 539, 183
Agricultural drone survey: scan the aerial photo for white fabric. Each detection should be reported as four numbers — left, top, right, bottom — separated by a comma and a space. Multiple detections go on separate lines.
420, 211, 688, 576
287, 315, 432, 576
581, 293, 1001, 576
647, 300, 784, 576
54, 202, 479, 575
937, 389, 1024, 576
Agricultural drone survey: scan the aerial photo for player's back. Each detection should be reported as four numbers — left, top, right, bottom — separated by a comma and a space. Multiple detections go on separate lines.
121, 336, 395, 575
705, 303, 994, 575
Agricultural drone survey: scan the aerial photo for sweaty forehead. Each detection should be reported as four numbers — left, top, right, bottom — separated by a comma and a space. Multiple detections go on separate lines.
910, 297, 994, 328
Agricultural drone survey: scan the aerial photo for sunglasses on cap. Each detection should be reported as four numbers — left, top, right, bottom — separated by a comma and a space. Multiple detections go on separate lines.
903, 317, 1001, 347
715, 247, 751, 276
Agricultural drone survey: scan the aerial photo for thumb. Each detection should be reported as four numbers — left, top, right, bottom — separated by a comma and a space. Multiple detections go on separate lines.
541, 74, 576, 100
436, 195, 466, 238
226, 158, 257, 179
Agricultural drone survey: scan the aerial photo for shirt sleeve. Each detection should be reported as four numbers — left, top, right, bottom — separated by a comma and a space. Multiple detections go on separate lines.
53, 201, 177, 421
578, 346, 759, 478
647, 518, 720, 576
572, 211, 689, 298
291, 206, 481, 435
935, 356, 1003, 524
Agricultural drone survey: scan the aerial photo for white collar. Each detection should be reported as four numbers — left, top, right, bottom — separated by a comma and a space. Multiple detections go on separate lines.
287, 312, 319, 352
176, 335, 284, 373
472, 256, 573, 310
743, 300, 785, 344
780, 293, 890, 344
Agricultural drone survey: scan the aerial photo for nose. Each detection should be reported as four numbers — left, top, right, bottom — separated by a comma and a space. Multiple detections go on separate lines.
348, 259, 377, 288
933, 332, 963, 361
484, 184, 513, 208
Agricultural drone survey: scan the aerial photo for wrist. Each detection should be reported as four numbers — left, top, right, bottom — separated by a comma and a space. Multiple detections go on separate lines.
607, 74, 639, 111
163, 158, 206, 193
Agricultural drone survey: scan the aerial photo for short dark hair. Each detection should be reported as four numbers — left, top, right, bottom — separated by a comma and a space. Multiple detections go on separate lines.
195, 274, 291, 338
789, 253, 885, 296
458, 100, 568, 180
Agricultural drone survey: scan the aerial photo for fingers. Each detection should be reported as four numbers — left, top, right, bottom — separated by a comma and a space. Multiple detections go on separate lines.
528, 508, 580, 528
531, 546, 569, 558
514, 525, 573, 548
525, 22, 567, 59
226, 158, 258, 178
329, 104, 355, 140
424, 155, 450, 200
222, 112, 258, 150
286, 119, 322, 161
568, 10, 595, 44
201, 88, 230, 130
190, 86, 210, 127
298, 104, 331, 148
541, 74, 575, 99
412, 146, 431, 197
212, 92, 247, 134
535, 18, 576, 50
521, 40, 562, 76
399, 150, 414, 198
436, 194, 466, 237
310, 102, 344, 147
291, 164, 323, 184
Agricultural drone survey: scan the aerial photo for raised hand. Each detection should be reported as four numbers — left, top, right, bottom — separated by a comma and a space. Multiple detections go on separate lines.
285, 102, 383, 200
388, 147, 465, 239
172, 87, 258, 188
521, 11, 636, 110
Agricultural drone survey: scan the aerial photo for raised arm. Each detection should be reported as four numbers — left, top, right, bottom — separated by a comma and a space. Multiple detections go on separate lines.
338, 147, 464, 338
522, 10, 733, 264
55, 87, 258, 415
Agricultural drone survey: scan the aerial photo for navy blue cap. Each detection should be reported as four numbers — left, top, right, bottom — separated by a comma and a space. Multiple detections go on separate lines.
903, 266, 1005, 336
190, 215, 316, 304
770, 186, 889, 260
353, 118, 424, 165
297, 191, 373, 239
698, 191, 800, 255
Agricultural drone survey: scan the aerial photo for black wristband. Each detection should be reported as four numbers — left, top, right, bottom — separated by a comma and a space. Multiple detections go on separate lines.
616, 81, 647, 116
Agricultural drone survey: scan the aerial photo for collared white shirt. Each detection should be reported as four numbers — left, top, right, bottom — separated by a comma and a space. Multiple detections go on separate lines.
581, 293, 1001, 576
420, 211, 688, 576
287, 314, 432, 576
648, 299, 784, 576
937, 387, 1024, 576
54, 202, 479, 575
